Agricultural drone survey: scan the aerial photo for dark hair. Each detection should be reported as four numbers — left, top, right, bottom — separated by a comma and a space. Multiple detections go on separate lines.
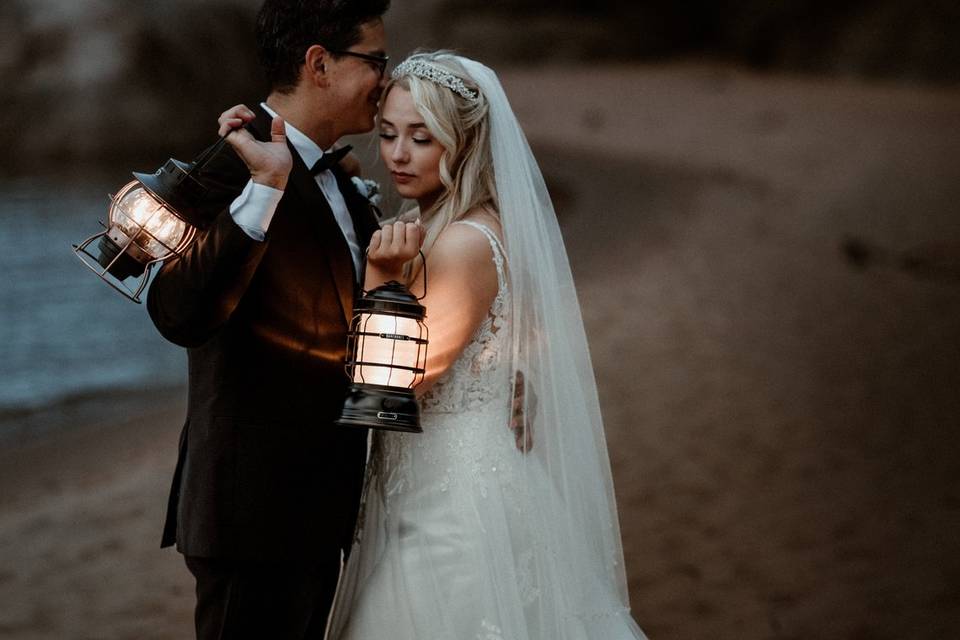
256, 0, 390, 93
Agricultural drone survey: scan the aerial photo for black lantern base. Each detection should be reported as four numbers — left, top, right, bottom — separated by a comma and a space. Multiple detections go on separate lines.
95, 235, 146, 280
336, 383, 422, 433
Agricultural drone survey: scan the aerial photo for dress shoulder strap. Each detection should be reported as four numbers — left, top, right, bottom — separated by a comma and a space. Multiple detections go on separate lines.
452, 219, 508, 296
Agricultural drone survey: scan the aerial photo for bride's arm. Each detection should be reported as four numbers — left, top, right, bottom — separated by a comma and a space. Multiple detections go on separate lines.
363, 220, 499, 396
409, 224, 499, 396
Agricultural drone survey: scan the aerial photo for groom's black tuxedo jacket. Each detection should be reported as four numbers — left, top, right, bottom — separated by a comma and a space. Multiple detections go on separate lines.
147, 106, 379, 564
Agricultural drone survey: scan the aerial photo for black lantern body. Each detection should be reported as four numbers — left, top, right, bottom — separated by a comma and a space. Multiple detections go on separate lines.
73, 139, 231, 302
337, 281, 429, 433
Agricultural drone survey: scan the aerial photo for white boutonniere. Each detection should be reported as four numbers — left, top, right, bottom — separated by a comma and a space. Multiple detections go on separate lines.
351, 177, 382, 206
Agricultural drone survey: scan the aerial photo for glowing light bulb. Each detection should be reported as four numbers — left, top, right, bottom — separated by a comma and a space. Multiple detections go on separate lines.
112, 182, 188, 258
355, 313, 422, 387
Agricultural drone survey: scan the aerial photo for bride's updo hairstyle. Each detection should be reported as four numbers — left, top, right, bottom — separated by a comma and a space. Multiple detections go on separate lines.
383, 51, 498, 274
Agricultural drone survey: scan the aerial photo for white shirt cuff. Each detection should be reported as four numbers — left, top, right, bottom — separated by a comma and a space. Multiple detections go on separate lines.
229, 180, 284, 241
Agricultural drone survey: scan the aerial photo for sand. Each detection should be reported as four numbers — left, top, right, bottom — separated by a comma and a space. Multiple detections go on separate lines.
2, 64, 960, 639
0, 389, 192, 639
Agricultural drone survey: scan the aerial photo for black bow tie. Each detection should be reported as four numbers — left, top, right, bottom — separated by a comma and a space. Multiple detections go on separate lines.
310, 145, 353, 174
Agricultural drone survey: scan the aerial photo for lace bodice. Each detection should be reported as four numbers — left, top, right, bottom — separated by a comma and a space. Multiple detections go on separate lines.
418, 220, 511, 413
363, 220, 514, 511
342, 224, 645, 640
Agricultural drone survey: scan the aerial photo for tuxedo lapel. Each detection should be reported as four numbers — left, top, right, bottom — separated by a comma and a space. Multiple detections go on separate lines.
249, 107, 356, 324
333, 168, 383, 298
289, 153, 357, 323
332, 168, 382, 249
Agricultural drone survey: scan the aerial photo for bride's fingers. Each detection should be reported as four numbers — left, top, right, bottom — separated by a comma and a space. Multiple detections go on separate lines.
368, 230, 382, 255
379, 223, 394, 249
402, 222, 419, 255
392, 221, 405, 251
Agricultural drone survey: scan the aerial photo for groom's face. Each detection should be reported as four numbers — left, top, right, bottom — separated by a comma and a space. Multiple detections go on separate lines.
324, 19, 388, 136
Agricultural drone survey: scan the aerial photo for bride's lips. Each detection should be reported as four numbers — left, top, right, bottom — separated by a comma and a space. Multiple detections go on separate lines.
391, 171, 415, 184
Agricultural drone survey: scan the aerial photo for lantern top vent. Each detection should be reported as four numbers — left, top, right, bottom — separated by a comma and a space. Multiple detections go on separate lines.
355, 281, 426, 319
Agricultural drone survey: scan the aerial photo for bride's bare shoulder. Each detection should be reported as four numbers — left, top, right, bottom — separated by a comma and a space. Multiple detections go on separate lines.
460, 205, 502, 238
430, 208, 502, 278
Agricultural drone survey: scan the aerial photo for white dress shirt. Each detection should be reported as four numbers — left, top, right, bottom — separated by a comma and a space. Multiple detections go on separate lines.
229, 103, 364, 280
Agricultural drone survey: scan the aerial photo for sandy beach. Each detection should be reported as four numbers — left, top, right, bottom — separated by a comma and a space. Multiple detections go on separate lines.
2, 64, 960, 639
0, 388, 192, 639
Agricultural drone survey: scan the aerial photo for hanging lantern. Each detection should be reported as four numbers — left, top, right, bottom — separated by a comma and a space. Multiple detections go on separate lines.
73, 137, 233, 303
337, 279, 429, 433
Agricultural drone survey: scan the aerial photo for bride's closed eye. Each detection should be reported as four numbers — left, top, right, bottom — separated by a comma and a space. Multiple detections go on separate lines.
379, 132, 433, 145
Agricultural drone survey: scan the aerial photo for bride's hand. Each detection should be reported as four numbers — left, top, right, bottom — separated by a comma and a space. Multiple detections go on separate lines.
367, 220, 424, 276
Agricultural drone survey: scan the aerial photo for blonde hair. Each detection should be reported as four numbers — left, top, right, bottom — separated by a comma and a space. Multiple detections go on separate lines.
381, 51, 498, 283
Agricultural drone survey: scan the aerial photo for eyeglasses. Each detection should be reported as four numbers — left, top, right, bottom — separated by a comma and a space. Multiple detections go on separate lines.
329, 50, 390, 79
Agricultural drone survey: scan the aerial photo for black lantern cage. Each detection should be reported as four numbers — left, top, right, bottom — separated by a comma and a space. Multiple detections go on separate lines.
73, 178, 199, 302
72, 134, 237, 303
338, 280, 429, 433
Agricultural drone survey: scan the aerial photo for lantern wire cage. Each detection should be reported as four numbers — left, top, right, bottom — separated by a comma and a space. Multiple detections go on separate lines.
344, 250, 429, 389
71, 131, 242, 303
72, 181, 197, 303
338, 252, 430, 432
347, 312, 428, 388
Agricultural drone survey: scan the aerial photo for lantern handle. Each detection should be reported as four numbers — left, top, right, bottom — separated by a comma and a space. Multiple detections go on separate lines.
358, 250, 427, 298
189, 123, 253, 176
415, 250, 427, 300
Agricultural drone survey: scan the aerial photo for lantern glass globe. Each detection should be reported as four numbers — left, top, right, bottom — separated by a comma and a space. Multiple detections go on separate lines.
111, 181, 190, 260
354, 312, 424, 387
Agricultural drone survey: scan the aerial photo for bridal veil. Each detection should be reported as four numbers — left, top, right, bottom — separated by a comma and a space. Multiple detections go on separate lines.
326, 54, 647, 640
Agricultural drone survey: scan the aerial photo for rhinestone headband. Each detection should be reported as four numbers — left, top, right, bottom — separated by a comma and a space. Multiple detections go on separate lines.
391, 58, 478, 101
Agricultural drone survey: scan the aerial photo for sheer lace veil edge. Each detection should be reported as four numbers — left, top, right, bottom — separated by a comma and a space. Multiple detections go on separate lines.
458, 57, 632, 608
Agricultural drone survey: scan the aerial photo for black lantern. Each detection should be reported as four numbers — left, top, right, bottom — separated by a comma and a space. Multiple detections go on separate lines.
72, 137, 232, 303
337, 279, 429, 433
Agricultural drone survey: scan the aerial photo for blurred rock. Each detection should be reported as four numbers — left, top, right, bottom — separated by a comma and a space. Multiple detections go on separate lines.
0, 0, 263, 174
396, 0, 960, 82
0, 0, 957, 172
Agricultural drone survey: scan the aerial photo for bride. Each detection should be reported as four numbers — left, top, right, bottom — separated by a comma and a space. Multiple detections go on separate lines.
326, 51, 648, 640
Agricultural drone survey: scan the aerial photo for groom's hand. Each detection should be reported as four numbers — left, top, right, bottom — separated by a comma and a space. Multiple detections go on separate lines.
511, 370, 535, 453
218, 104, 292, 191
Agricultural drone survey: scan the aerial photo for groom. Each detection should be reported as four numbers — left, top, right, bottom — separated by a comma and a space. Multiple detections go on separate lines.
147, 1, 390, 637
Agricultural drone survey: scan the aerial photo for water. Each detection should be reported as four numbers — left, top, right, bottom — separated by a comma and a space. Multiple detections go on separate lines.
0, 179, 187, 415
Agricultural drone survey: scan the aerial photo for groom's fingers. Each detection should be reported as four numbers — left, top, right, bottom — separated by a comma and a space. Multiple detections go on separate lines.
222, 127, 259, 156
218, 104, 255, 123
269, 116, 286, 143
221, 129, 255, 157
218, 104, 256, 135
218, 117, 245, 137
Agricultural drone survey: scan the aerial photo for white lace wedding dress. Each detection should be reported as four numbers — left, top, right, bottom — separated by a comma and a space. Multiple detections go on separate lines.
325, 221, 647, 640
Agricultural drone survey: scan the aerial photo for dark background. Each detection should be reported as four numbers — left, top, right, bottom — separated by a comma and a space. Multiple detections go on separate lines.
1, 0, 957, 171
1, 1, 959, 638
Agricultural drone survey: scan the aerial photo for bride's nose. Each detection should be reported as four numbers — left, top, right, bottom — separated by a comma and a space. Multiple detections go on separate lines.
390, 139, 409, 164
